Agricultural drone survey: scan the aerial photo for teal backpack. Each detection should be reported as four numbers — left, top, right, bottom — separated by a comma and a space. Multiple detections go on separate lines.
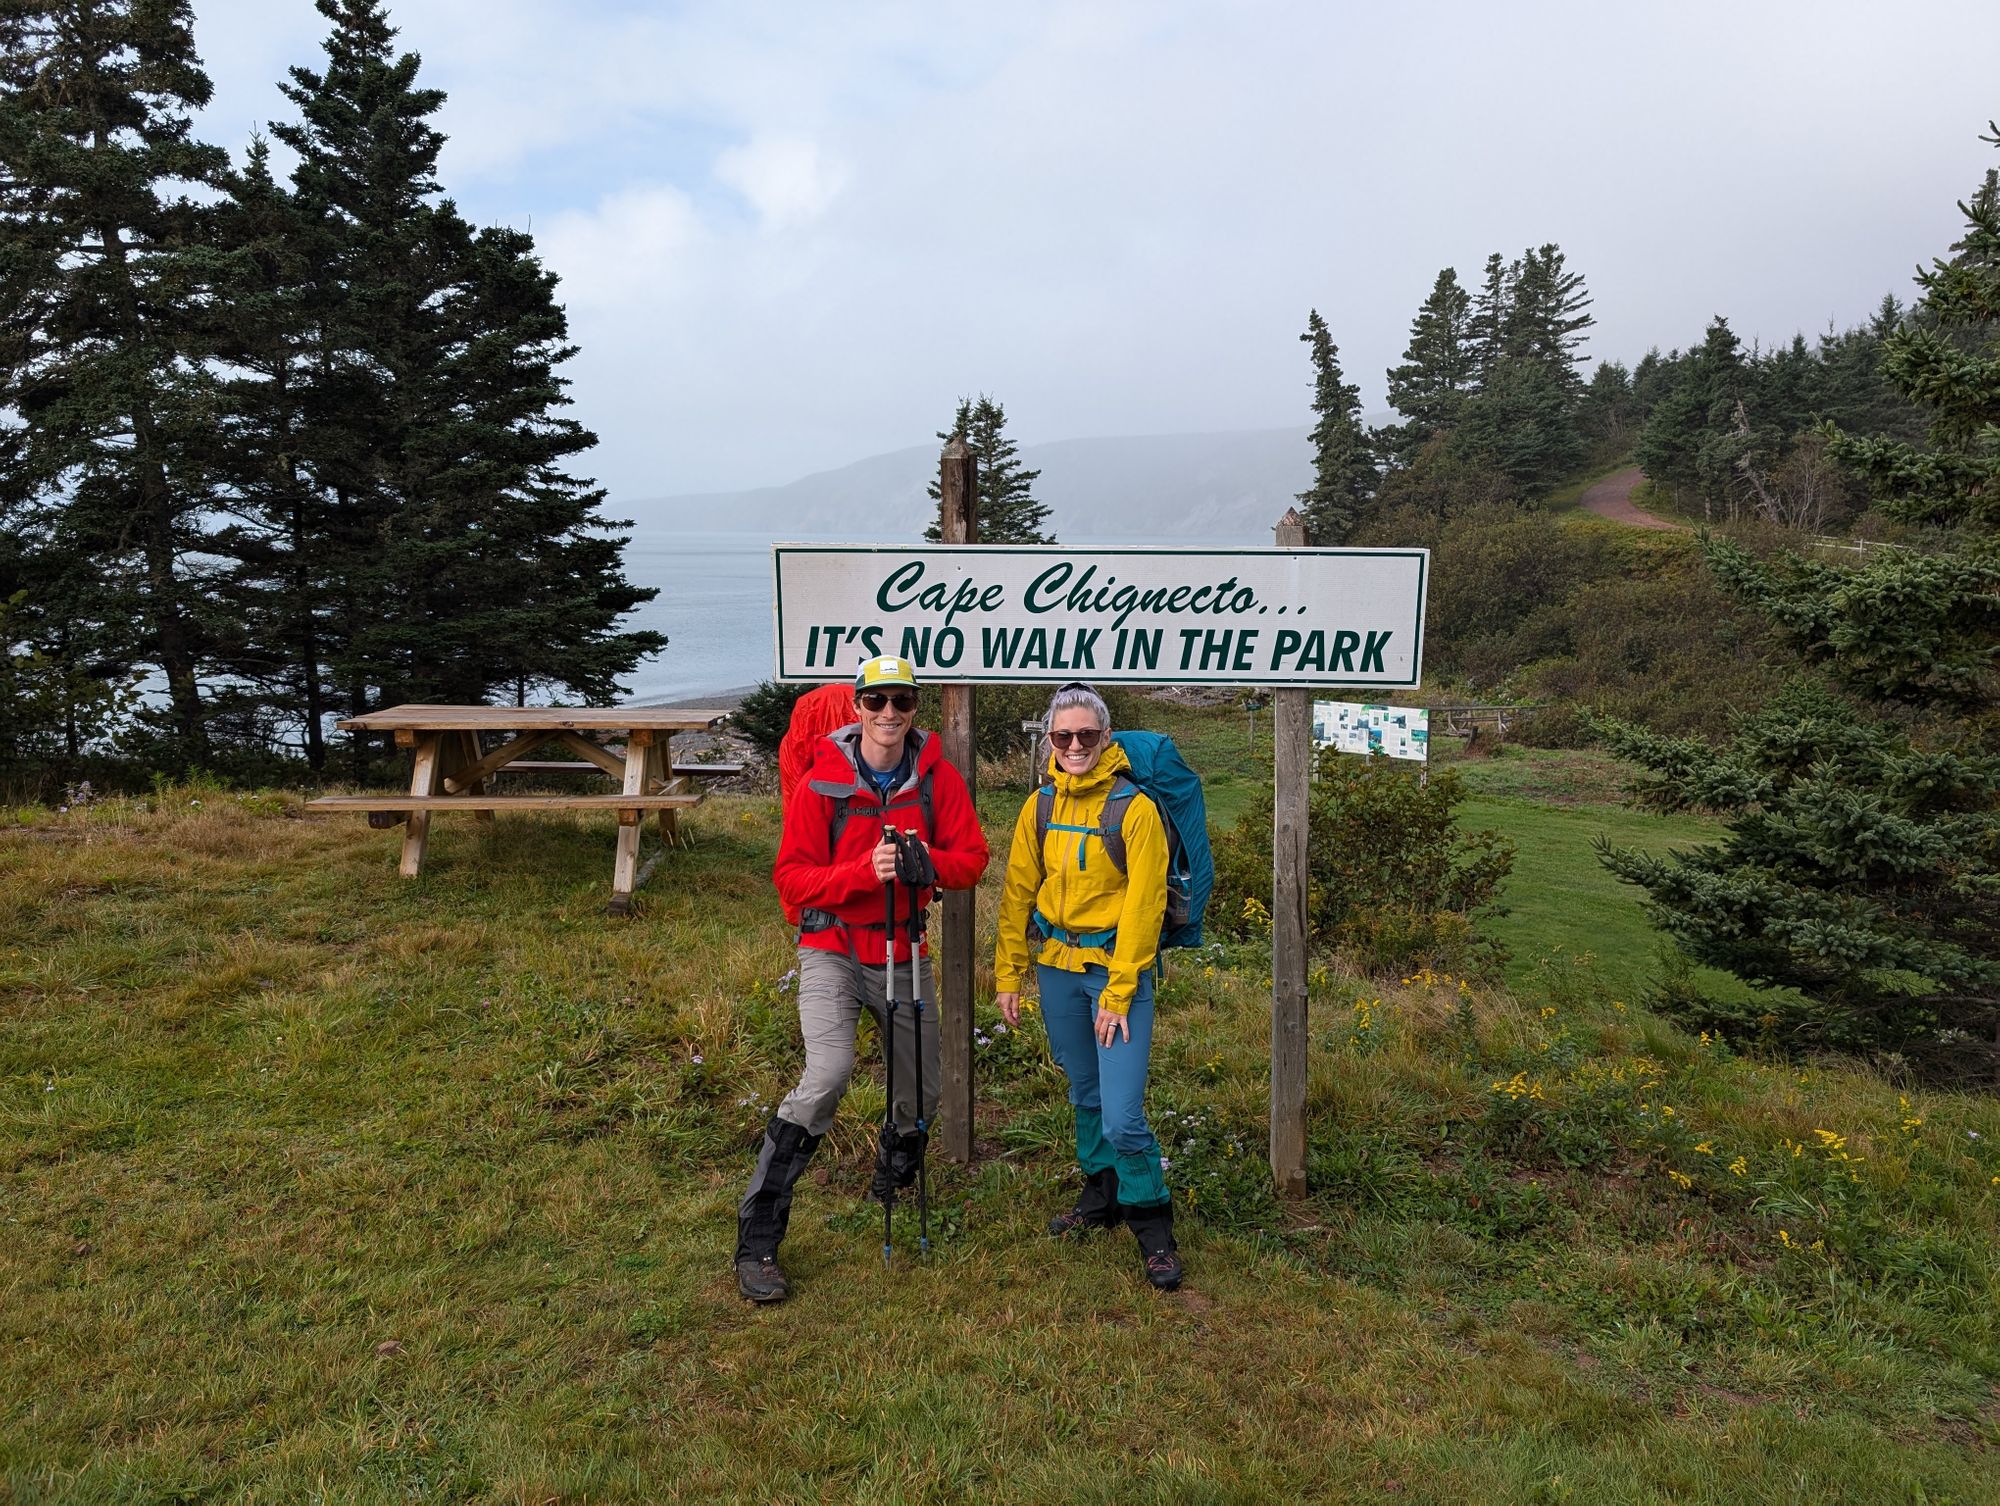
1032, 730, 1214, 951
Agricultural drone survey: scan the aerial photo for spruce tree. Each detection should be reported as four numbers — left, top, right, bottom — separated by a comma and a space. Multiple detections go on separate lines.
1504, 243, 1595, 391
269, 0, 442, 754
1295, 310, 1375, 543
924, 394, 1051, 543
205, 138, 336, 763
1468, 252, 1510, 386
267, 0, 661, 749
1382, 267, 1474, 462
0, 0, 229, 762
1599, 127, 2000, 1069
1452, 354, 1585, 497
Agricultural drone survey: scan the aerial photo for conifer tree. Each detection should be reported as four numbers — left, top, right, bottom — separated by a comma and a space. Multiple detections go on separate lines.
1295, 309, 1374, 543
266, 0, 661, 750
205, 138, 336, 763
1600, 128, 2000, 1068
924, 394, 1052, 543
0, 0, 229, 761
1382, 267, 1474, 461
1452, 354, 1585, 496
1504, 243, 1595, 390
1468, 252, 1510, 386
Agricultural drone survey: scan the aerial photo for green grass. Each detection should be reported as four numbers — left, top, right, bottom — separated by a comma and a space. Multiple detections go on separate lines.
1442, 747, 1781, 1015
3, 729, 1998, 1502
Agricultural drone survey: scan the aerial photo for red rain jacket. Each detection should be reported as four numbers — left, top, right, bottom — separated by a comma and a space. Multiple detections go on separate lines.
773, 725, 989, 964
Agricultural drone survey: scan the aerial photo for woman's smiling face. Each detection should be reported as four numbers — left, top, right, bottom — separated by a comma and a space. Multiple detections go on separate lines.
1050, 706, 1107, 777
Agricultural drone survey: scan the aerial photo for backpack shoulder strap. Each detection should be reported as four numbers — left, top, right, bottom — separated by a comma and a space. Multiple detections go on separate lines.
1098, 774, 1138, 874
1033, 784, 1055, 873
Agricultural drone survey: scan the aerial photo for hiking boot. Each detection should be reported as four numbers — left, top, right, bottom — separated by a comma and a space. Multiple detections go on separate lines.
1047, 1166, 1121, 1237
868, 1127, 927, 1203
735, 1254, 789, 1303
735, 1117, 822, 1300
1124, 1200, 1183, 1291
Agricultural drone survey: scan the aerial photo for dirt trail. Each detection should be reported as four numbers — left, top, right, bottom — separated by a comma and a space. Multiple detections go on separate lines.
1577, 465, 1680, 530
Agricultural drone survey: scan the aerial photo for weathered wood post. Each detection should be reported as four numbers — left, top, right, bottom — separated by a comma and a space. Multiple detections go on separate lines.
936, 438, 979, 1163
1270, 508, 1310, 1196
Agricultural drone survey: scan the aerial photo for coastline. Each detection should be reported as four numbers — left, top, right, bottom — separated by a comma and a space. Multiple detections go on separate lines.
635, 684, 758, 712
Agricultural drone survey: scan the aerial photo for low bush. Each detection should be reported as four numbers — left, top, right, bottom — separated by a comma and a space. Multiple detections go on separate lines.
1211, 751, 1515, 977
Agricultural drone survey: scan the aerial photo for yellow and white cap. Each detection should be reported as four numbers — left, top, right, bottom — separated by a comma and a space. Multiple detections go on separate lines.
855, 654, 919, 690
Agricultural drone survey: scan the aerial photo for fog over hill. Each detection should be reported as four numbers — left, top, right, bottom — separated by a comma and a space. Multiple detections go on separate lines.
621, 421, 1394, 544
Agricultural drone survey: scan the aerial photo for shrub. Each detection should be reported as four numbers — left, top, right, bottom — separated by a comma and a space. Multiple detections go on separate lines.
730, 680, 813, 754
1212, 751, 1515, 976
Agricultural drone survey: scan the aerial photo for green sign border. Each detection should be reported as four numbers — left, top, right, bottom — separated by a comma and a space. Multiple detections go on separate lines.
772, 544, 1429, 688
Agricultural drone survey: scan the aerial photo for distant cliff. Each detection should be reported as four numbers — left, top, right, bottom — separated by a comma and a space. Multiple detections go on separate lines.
619, 423, 1389, 544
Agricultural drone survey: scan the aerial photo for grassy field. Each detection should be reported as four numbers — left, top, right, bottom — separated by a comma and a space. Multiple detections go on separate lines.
4, 722, 1998, 1502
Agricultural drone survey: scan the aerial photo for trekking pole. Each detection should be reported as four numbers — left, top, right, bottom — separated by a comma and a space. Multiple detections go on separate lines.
890, 829, 938, 1260
881, 868, 898, 1269
911, 896, 930, 1257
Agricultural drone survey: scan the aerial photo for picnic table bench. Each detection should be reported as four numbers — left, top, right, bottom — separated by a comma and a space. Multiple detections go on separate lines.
306, 704, 733, 914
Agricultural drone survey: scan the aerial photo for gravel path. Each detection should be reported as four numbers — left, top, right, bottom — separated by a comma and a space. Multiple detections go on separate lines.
1578, 465, 1680, 530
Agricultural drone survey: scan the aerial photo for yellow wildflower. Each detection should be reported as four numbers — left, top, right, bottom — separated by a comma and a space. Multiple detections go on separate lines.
1694, 1141, 1714, 1155
1727, 1156, 1748, 1177
1666, 1169, 1692, 1190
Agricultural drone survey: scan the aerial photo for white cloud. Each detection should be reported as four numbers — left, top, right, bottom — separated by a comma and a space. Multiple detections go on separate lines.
714, 136, 847, 230
187, 0, 2000, 498
538, 184, 707, 313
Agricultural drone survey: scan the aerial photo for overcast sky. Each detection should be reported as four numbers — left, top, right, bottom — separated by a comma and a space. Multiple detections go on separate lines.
189, 0, 2000, 502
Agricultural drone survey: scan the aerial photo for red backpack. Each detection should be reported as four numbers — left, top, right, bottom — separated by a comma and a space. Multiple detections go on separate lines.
777, 683, 861, 923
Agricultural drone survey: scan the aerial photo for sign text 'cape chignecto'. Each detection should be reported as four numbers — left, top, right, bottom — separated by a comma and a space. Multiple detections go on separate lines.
771, 545, 1429, 688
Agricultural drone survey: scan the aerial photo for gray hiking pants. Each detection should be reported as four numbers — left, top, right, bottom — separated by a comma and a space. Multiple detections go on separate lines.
775, 945, 939, 1137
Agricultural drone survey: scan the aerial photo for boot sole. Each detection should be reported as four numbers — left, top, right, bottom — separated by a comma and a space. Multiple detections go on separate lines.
739, 1283, 788, 1303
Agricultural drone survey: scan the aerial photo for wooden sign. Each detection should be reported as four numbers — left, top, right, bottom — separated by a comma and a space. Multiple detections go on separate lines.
772, 544, 1428, 688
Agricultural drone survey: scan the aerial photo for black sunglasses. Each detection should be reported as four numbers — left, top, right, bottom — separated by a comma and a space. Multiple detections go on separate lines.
1048, 727, 1104, 750
859, 690, 918, 712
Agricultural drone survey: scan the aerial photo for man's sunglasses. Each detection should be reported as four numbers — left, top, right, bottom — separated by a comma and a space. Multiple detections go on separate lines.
859, 690, 918, 712
1048, 728, 1104, 750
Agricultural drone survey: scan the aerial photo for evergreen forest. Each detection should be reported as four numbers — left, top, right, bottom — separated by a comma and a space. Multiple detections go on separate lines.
0, 0, 663, 789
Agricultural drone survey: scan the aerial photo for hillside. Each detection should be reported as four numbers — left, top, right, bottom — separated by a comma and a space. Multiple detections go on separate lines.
623, 423, 1387, 543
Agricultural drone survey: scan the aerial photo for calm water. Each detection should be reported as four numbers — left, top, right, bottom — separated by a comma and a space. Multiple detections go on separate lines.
618, 530, 804, 703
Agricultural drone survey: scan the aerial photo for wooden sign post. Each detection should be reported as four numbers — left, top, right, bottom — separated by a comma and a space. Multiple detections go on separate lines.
1270, 509, 1310, 1197
935, 439, 979, 1164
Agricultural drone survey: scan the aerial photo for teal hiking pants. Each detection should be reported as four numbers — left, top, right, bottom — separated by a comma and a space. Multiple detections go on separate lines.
1036, 962, 1168, 1208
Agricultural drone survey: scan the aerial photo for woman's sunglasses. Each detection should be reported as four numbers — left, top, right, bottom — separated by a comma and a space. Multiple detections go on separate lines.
859, 690, 918, 712
1048, 728, 1104, 750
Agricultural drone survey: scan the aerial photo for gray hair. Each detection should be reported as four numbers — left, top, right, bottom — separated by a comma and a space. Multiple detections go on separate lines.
1042, 682, 1111, 742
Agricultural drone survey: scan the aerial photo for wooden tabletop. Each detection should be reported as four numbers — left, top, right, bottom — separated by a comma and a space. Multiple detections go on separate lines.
336, 704, 729, 733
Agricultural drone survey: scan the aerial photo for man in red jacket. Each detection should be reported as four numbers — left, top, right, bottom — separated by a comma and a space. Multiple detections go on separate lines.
736, 655, 990, 1302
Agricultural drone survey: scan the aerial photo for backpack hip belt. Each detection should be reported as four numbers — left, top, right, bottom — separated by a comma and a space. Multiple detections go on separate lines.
1032, 910, 1118, 951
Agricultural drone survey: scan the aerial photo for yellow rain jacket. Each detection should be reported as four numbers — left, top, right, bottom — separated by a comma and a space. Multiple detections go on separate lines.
994, 740, 1168, 1016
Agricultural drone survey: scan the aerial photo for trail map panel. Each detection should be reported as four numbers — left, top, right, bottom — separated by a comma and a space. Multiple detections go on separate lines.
773, 544, 1428, 688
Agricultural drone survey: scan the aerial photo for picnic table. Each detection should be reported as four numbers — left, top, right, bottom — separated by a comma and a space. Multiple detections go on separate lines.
305, 704, 734, 914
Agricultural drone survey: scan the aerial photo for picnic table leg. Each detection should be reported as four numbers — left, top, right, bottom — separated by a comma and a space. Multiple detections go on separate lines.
457, 731, 494, 822
609, 729, 652, 915
400, 732, 443, 878
647, 738, 678, 848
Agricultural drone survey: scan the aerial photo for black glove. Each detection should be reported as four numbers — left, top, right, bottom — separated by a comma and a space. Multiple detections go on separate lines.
889, 827, 936, 890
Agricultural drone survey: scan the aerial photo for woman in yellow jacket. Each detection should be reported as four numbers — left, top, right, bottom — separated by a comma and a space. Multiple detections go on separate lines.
995, 682, 1181, 1290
